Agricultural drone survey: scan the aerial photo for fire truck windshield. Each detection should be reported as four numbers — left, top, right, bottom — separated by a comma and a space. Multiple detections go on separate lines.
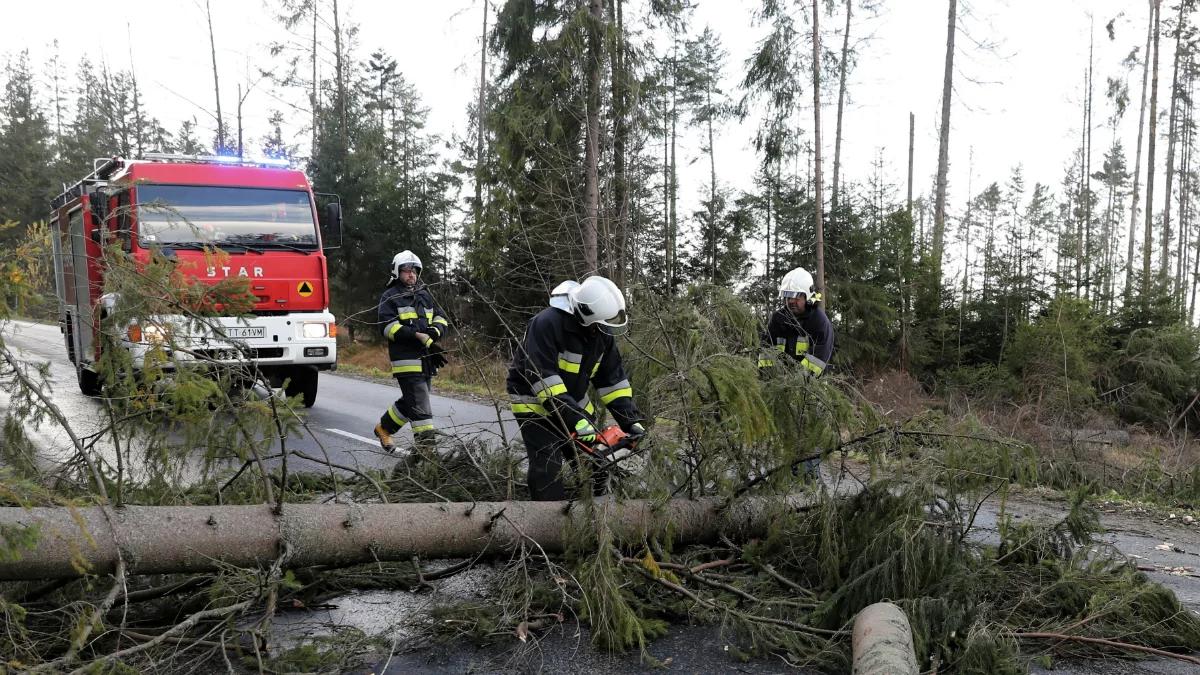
136, 185, 319, 250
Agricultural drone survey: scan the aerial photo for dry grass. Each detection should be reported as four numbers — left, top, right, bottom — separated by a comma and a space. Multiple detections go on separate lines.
856, 368, 1200, 506
337, 339, 508, 399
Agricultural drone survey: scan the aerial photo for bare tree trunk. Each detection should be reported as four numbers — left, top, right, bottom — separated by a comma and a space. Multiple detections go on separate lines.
333, 0, 347, 148
205, 0, 225, 151
582, 0, 605, 274
473, 0, 489, 234
707, 88, 718, 280
907, 112, 915, 215
669, 44, 679, 290
236, 83, 244, 158
1083, 28, 1094, 299
1178, 58, 1194, 304
312, 6, 318, 152
932, 0, 957, 281
1128, 0, 1154, 299
832, 0, 852, 210
0, 498, 815, 580
811, 0, 827, 295
1163, 0, 1186, 283
1144, 0, 1163, 291
612, 0, 629, 284
127, 29, 145, 157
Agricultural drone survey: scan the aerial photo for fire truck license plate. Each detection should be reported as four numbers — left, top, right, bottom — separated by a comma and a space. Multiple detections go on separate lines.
226, 326, 265, 339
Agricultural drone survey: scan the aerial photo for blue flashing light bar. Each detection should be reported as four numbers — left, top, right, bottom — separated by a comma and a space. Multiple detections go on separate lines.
141, 152, 293, 169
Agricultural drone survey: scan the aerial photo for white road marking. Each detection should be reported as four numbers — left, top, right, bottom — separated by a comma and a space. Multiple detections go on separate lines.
325, 428, 381, 446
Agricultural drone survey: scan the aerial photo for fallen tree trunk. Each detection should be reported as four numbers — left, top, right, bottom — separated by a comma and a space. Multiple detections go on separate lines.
0, 496, 812, 580
852, 602, 919, 675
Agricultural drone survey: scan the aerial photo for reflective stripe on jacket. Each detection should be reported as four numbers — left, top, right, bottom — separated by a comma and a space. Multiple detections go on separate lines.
760, 306, 834, 375
378, 282, 450, 377
506, 307, 641, 431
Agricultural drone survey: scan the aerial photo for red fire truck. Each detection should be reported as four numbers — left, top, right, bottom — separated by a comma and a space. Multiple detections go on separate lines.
49, 154, 342, 407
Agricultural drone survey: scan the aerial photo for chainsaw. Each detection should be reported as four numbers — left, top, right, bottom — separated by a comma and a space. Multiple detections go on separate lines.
570, 424, 646, 491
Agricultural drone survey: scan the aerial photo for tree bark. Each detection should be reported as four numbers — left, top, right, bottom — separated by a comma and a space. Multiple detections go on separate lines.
1162, 0, 1185, 281
0, 498, 812, 580
707, 86, 718, 280
612, 0, 629, 284
1144, 0, 1162, 291
907, 112, 915, 215
1128, 0, 1154, 299
307, 6, 312, 153
669, 43, 679, 290
583, 0, 605, 274
1083, 28, 1094, 299
205, 0, 225, 152
474, 0, 489, 233
334, 0, 348, 149
811, 0, 827, 295
852, 603, 919, 675
932, 0, 957, 283
832, 0, 852, 210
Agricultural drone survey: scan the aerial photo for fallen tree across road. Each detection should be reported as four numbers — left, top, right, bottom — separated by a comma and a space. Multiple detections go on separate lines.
0, 496, 815, 580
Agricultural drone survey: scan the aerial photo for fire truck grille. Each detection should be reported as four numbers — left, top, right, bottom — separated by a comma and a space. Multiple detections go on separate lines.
194, 347, 285, 361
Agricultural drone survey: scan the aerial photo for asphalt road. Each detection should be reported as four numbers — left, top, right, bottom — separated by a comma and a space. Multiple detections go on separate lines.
1, 319, 520, 476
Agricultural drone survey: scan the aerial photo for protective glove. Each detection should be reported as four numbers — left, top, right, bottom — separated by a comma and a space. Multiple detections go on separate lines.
574, 418, 597, 444
426, 342, 449, 370
623, 422, 647, 446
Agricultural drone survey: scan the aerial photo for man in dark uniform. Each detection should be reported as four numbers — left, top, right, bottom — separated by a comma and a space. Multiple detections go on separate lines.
760, 266, 834, 375
373, 250, 450, 453
760, 266, 835, 479
507, 276, 646, 500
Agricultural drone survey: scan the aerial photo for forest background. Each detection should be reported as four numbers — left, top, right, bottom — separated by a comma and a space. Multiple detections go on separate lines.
1, 0, 1198, 432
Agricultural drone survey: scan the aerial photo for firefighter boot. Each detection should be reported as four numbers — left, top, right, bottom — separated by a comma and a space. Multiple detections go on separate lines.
374, 424, 396, 453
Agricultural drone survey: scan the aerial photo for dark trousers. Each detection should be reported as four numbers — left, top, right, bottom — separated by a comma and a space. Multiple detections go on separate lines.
517, 415, 580, 501
517, 415, 613, 500
380, 376, 434, 438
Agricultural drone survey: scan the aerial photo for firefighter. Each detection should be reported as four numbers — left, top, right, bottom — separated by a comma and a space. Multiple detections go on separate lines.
759, 266, 834, 374
373, 251, 450, 454
759, 266, 835, 480
507, 276, 646, 500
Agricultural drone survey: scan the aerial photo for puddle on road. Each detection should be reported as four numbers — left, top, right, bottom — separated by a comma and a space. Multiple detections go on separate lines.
271, 562, 498, 649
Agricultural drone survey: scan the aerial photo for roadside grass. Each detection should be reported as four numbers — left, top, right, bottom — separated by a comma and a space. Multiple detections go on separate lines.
337, 339, 508, 400
857, 369, 1200, 513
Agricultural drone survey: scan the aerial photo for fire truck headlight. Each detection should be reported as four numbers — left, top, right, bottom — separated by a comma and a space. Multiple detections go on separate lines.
302, 322, 328, 339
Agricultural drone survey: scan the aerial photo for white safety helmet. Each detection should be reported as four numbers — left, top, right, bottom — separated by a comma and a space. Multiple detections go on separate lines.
549, 280, 579, 311
390, 250, 422, 282
568, 276, 628, 335
779, 266, 815, 301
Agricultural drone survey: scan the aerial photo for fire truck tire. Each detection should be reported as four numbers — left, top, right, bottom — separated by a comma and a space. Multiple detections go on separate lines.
77, 365, 103, 397
284, 366, 318, 408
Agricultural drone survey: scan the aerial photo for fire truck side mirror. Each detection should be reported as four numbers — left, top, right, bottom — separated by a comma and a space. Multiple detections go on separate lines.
321, 201, 343, 250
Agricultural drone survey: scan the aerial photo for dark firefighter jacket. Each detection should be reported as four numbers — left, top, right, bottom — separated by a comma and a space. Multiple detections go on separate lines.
759, 305, 834, 375
378, 282, 450, 378
506, 307, 643, 433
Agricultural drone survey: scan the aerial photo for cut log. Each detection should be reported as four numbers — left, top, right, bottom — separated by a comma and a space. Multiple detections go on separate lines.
0, 496, 811, 580
852, 602, 918, 675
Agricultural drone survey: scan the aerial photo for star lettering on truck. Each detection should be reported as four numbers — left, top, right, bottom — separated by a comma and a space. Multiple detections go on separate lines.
207, 266, 265, 278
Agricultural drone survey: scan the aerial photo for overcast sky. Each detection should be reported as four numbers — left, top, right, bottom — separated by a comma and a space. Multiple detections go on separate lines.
7, 0, 1152, 232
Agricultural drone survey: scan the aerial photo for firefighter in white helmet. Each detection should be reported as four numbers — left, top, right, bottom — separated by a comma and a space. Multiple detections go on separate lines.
373, 250, 450, 455
759, 266, 834, 375
760, 266, 835, 480
506, 276, 646, 500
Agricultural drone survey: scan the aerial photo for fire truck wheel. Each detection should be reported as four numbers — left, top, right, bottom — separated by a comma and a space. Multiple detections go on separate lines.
284, 366, 318, 408
77, 365, 103, 397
